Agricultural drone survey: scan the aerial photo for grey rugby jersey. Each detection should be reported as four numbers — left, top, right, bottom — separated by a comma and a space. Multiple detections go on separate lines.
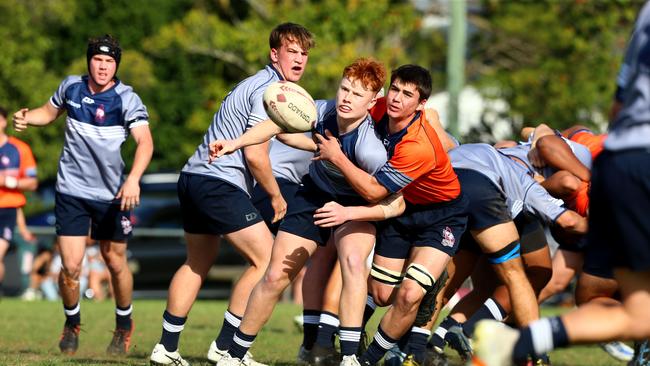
309, 100, 387, 197
268, 133, 313, 184
50, 75, 149, 202
607, 1, 650, 150
183, 65, 281, 194
498, 139, 592, 179
450, 143, 566, 223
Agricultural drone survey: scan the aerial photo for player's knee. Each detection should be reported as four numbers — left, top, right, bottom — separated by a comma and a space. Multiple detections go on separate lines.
261, 267, 291, 293
340, 252, 367, 277
394, 282, 424, 312
60, 267, 81, 287
559, 173, 581, 194
61, 259, 83, 278
369, 263, 403, 306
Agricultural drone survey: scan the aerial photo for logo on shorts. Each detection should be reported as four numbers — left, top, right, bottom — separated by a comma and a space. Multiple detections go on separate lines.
245, 212, 258, 222
121, 216, 133, 235
1, 155, 10, 166
441, 226, 455, 248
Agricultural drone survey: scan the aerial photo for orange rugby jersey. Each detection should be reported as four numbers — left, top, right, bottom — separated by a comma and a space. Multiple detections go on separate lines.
371, 99, 460, 205
568, 129, 606, 160
0, 136, 37, 208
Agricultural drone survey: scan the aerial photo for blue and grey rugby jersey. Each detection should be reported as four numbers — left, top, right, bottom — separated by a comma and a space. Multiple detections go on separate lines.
498, 139, 592, 179
183, 65, 282, 194
450, 143, 566, 223
607, 1, 650, 150
309, 100, 387, 197
50, 75, 149, 202
268, 133, 312, 184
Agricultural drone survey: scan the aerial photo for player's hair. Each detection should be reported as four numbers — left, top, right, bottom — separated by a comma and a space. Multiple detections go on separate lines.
87, 34, 122, 71
269, 23, 315, 51
342, 58, 386, 93
0, 105, 7, 119
390, 64, 432, 101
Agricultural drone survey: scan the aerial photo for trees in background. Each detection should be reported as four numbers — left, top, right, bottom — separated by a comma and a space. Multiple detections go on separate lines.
0, 0, 640, 183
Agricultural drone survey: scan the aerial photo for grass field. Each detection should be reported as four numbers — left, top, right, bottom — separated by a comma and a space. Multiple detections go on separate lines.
0, 299, 629, 366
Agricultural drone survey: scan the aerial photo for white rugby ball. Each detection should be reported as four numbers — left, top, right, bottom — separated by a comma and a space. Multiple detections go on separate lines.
263, 81, 317, 133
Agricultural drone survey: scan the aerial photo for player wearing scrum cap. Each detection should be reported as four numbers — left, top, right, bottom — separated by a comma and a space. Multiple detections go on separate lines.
12, 34, 153, 355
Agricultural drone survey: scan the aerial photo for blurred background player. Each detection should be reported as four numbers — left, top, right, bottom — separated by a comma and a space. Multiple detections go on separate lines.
0, 105, 38, 297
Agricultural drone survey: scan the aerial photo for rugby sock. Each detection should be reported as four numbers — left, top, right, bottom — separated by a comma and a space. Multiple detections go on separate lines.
160, 310, 186, 352
405, 327, 431, 363
362, 294, 377, 328
427, 316, 459, 351
513, 317, 568, 363
215, 310, 241, 350
64, 303, 81, 327
228, 329, 256, 360
361, 325, 398, 365
339, 326, 362, 356
462, 297, 506, 336
115, 304, 133, 330
315, 311, 339, 348
302, 309, 321, 350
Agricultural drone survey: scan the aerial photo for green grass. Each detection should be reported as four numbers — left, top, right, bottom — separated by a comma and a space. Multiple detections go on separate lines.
0, 299, 629, 365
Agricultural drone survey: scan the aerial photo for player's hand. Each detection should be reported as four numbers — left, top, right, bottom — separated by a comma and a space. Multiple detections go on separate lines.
208, 139, 239, 162
528, 147, 546, 169
13, 108, 29, 132
270, 193, 288, 223
313, 130, 343, 162
116, 177, 140, 211
19, 228, 37, 242
314, 201, 350, 227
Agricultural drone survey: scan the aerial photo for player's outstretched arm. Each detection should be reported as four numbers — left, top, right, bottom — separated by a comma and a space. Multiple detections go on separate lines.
209, 119, 283, 160
313, 193, 405, 227
13, 102, 62, 132
276, 132, 317, 152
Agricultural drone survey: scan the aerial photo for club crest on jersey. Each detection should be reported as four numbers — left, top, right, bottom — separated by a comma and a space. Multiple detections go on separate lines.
441, 226, 455, 248
95, 104, 106, 123
121, 216, 133, 235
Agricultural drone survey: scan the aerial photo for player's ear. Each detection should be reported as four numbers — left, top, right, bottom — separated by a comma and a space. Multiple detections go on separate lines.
416, 98, 427, 111
270, 48, 279, 63
367, 94, 378, 111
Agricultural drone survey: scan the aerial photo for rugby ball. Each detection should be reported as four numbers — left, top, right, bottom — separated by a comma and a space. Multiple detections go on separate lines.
263, 81, 317, 133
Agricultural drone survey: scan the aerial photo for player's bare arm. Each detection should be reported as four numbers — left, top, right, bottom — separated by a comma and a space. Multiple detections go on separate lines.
13, 102, 63, 132
276, 132, 317, 152
208, 119, 283, 160
116, 125, 153, 211
554, 209, 588, 235
424, 108, 456, 152
313, 130, 389, 203
313, 192, 405, 227
244, 141, 287, 223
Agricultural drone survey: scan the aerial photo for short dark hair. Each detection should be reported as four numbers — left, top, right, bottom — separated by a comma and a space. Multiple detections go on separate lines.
87, 34, 122, 70
269, 23, 315, 51
390, 65, 432, 101
0, 105, 7, 119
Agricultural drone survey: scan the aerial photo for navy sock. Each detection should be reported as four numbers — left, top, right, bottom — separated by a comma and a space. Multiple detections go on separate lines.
64, 303, 81, 327
315, 311, 339, 348
115, 304, 133, 330
362, 295, 377, 329
339, 326, 362, 356
361, 326, 398, 365
228, 328, 256, 360
513, 317, 568, 363
463, 298, 506, 336
302, 309, 321, 350
160, 310, 186, 352
215, 310, 242, 350
405, 327, 430, 363
428, 316, 459, 351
